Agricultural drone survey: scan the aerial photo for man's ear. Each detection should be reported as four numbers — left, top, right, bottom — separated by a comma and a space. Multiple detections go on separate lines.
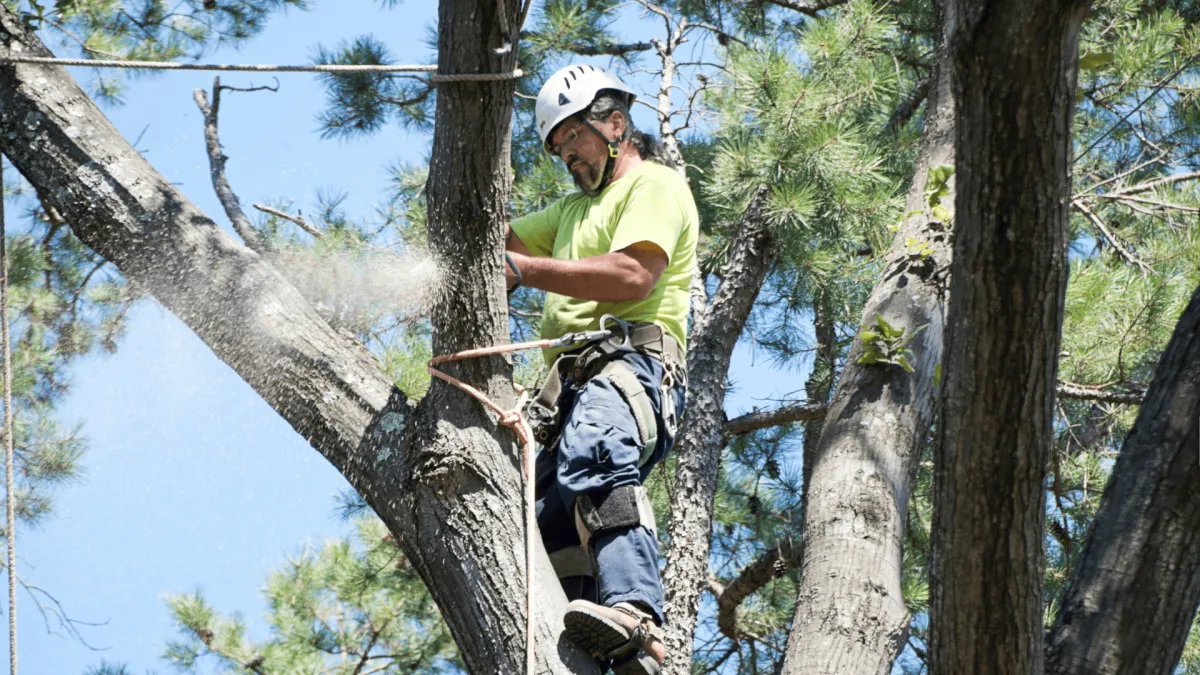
611, 109, 627, 137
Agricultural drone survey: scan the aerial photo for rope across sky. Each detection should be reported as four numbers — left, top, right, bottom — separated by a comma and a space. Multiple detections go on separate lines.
0, 55, 523, 82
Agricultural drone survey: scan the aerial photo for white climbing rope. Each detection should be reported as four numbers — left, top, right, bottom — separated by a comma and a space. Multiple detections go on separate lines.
0, 55, 522, 82
1, 156, 15, 675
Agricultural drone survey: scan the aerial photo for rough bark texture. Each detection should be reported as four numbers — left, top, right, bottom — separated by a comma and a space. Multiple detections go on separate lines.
780, 25, 956, 675
929, 2, 1089, 674
0, 5, 594, 673
661, 186, 775, 673
1045, 284, 1200, 675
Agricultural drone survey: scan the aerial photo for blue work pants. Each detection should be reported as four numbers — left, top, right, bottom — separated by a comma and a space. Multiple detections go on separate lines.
534, 349, 686, 624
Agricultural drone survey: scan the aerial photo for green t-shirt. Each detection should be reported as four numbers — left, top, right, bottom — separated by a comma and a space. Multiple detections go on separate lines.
511, 161, 699, 363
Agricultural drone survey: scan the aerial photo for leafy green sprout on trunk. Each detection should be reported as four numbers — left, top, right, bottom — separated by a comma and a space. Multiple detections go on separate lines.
857, 313, 927, 373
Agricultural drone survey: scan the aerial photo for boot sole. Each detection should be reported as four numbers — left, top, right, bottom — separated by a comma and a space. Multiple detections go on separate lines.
563, 604, 631, 658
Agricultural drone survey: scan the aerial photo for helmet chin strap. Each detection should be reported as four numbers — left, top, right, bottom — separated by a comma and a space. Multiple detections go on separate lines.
578, 117, 630, 196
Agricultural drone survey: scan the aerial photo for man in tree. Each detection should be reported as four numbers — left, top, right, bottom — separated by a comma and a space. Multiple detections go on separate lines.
503, 64, 698, 674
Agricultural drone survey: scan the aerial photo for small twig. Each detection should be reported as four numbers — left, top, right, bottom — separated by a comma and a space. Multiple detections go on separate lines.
1096, 193, 1200, 213
252, 204, 323, 239
1074, 51, 1200, 164
380, 84, 435, 109
1110, 171, 1200, 197
761, 0, 852, 18
519, 32, 653, 57
1070, 200, 1153, 276
216, 78, 280, 94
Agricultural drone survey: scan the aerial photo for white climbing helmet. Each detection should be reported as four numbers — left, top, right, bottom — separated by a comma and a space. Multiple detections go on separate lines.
535, 64, 636, 152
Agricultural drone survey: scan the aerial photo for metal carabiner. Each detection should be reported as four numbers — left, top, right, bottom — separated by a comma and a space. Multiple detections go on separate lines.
599, 314, 632, 350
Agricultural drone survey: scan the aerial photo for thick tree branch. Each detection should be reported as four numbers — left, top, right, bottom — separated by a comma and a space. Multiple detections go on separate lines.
1056, 380, 1145, 406
0, 7, 591, 673
783, 16, 956, 672
689, 265, 708, 333
724, 402, 827, 437
1047, 282, 1200, 674
930, 2, 1089, 672
662, 185, 775, 672
193, 77, 267, 254
716, 538, 802, 640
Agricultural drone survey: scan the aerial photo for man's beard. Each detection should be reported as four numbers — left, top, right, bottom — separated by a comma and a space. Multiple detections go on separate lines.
570, 157, 606, 195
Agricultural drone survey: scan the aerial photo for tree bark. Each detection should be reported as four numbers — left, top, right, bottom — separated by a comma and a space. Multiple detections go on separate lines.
0, 4, 595, 672
661, 185, 775, 672
929, 2, 1089, 674
1045, 284, 1200, 675
780, 16, 956, 675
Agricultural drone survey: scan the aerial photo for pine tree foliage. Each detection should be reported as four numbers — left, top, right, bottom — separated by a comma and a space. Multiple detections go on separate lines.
0, 172, 134, 531
163, 515, 460, 674
36, 0, 1193, 671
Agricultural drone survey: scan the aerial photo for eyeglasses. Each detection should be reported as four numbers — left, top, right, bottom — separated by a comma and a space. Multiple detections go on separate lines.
545, 122, 586, 158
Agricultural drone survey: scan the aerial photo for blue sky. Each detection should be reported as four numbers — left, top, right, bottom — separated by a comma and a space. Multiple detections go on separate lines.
10, 2, 812, 673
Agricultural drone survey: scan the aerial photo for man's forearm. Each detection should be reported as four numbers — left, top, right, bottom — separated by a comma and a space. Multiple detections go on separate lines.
509, 251, 655, 303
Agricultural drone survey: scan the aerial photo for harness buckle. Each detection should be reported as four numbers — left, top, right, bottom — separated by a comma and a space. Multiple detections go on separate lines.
599, 314, 631, 350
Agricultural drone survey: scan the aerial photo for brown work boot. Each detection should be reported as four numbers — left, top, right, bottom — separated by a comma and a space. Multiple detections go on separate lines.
563, 599, 664, 674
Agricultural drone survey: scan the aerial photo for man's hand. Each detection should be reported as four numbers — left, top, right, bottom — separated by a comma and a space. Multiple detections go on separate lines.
503, 244, 668, 303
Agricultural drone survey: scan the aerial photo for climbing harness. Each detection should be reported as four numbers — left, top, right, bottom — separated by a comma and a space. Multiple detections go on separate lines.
426, 314, 683, 674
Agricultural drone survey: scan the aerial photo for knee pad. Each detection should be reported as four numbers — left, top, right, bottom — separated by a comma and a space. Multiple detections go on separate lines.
574, 484, 657, 550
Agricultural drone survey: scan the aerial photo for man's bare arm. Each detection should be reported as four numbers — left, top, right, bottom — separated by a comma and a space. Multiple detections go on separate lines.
505, 242, 668, 303
505, 225, 533, 256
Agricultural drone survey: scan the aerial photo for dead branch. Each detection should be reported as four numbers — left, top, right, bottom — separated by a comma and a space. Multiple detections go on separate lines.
1057, 380, 1146, 406
519, 32, 653, 57
761, 0, 852, 18
252, 203, 323, 239
1108, 168, 1200, 194
1070, 199, 1153, 275
725, 402, 828, 437
193, 76, 267, 253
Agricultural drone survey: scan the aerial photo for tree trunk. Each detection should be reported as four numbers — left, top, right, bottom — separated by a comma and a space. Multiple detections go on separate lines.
0, 5, 596, 672
780, 16, 956, 675
929, 2, 1089, 674
660, 186, 775, 673
1044, 284, 1200, 675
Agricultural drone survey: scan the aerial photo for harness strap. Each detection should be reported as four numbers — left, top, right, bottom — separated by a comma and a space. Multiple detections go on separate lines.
599, 360, 658, 466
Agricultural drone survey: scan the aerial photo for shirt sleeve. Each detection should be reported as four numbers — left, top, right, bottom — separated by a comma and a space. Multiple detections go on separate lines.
609, 173, 686, 265
509, 201, 561, 258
